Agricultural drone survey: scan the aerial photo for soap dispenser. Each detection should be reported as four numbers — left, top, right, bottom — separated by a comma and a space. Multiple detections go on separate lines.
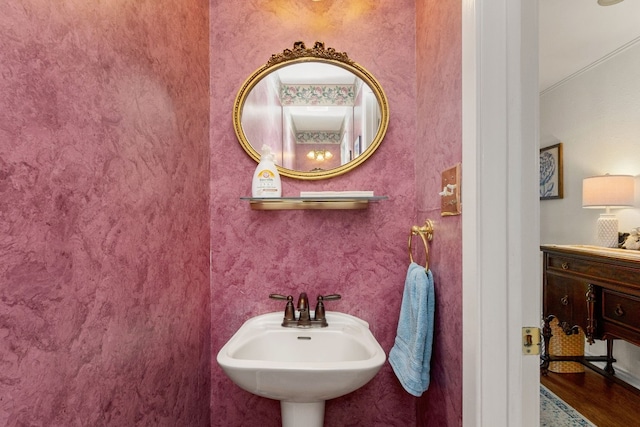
252, 145, 282, 198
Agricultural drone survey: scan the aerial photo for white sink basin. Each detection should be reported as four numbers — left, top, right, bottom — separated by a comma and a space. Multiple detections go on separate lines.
216, 311, 386, 426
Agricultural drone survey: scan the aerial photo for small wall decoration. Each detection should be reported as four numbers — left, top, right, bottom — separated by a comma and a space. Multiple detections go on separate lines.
440, 163, 462, 216
540, 143, 563, 200
354, 135, 361, 157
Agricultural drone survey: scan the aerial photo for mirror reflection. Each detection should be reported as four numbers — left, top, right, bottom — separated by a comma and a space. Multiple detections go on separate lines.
242, 62, 380, 172
234, 42, 389, 180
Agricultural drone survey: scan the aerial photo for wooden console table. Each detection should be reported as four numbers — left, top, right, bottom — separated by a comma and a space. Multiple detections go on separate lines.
541, 244, 640, 387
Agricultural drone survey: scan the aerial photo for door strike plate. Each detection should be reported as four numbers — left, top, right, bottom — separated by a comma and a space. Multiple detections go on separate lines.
522, 327, 541, 355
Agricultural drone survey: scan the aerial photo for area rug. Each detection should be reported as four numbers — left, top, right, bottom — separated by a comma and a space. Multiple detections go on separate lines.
540, 385, 596, 426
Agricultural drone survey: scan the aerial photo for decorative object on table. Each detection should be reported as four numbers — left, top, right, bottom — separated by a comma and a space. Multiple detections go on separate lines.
582, 174, 635, 248
622, 227, 640, 250
619, 232, 630, 247
540, 143, 563, 200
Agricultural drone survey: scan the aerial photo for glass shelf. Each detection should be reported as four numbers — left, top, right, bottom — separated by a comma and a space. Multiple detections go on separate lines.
241, 196, 388, 210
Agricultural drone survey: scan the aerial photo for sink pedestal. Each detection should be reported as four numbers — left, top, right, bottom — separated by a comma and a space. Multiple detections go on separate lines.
281, 401, 325, 427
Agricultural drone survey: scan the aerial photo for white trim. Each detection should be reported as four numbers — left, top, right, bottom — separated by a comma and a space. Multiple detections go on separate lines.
461, 0, 479, 424
540, 35, 640, 96
462, 0, 540, 426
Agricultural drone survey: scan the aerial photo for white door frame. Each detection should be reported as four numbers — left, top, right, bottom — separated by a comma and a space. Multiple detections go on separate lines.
462, 1, 540, 426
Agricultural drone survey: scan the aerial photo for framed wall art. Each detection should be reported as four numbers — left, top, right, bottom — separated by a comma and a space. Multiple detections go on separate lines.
539, 142, 563, 200
354, 135, 361, 157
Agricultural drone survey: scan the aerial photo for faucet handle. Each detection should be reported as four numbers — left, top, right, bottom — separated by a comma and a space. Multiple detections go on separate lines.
269, 293, 292, 301
314, 294, 341, 322
269, 294, 295, 321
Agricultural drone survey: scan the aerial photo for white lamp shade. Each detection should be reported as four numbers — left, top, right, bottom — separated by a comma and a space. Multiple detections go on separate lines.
582, 175, 635, 208
582, 174, 635, 248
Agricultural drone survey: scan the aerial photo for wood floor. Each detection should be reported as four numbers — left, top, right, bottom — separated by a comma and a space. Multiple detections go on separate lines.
541, 368, 640, 427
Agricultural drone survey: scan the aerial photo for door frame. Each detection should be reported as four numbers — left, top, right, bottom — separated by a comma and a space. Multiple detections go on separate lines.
462, 0, 540, 425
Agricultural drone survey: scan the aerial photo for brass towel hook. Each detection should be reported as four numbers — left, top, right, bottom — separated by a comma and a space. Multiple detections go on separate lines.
408, 219, 434, 271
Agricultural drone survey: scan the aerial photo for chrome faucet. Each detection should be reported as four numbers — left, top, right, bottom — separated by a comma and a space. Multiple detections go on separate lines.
269, 293, 341, 328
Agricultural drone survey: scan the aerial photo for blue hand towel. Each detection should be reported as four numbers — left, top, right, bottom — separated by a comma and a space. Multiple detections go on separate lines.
389, 262, 435, 397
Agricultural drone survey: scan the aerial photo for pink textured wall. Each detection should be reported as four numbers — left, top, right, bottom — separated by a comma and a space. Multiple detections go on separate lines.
416, 1, 463, 425
210, 1, 460, 426
0, 1, 211, 426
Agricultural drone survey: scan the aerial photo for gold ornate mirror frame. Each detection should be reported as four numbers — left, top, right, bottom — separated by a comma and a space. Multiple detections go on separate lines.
233, 41, 390, 180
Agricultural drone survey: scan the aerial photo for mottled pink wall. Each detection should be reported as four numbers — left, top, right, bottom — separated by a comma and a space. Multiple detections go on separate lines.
210, 1, 438, 426
416, 1, 463, 426
0, 1, 211, 426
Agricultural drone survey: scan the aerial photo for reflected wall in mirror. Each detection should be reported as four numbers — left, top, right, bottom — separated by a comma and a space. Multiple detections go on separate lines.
233, 41, 389, 180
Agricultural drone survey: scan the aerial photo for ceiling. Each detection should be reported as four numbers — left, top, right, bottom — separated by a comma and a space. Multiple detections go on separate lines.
276, 63, 356, 133
539, 0, 640, 92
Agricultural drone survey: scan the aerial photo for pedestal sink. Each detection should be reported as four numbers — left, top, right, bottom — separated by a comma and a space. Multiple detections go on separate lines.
216, 311, 386, 427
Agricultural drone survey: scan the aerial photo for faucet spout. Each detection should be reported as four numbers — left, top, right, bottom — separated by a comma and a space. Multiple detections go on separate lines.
297, 292, 311, 324
297, 292, 309, 311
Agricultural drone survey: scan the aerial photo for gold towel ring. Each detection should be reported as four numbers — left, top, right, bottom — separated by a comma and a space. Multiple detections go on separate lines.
408, 219, 434, 271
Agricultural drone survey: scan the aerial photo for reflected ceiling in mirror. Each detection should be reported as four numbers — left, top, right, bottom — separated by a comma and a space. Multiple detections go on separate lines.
233, 41, 389, 180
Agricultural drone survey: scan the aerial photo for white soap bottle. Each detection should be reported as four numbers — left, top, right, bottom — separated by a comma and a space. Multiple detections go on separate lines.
252, 145, 282, 198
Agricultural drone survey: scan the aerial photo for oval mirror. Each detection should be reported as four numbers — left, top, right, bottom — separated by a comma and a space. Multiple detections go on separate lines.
233, 41, 389, 180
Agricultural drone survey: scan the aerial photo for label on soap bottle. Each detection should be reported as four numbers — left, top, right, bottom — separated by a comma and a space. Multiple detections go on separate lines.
256, 170, 277, 192
253, 168, 281, 197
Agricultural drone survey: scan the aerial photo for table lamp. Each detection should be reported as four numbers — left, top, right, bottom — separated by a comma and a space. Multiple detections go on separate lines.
582, 174, 635, 248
